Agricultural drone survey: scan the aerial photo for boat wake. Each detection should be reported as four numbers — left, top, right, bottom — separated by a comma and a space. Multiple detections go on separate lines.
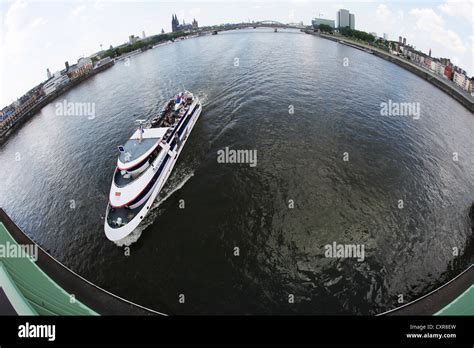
153, 168, 195, 210
113, 227, 143, 247
112, 168, 195, 247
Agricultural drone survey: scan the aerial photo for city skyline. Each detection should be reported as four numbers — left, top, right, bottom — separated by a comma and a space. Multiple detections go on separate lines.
0, 0, 472, 107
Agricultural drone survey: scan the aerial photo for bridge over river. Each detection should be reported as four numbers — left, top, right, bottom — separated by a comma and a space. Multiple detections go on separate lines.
201, 20, 309, 33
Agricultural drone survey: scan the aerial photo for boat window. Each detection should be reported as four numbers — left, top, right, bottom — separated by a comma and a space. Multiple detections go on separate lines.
119, 138, 157, 164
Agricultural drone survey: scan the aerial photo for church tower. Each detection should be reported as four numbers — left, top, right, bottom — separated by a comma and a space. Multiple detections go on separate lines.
171, 14, 180, 32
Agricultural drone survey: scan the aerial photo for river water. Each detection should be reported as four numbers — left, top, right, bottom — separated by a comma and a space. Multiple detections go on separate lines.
1, 28, 473, 315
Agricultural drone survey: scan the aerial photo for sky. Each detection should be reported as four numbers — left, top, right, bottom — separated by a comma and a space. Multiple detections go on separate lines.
0, 0, 473, 108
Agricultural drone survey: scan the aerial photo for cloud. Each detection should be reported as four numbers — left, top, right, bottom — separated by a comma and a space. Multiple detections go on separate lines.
375, 4, 404, 26
31, 17, 47, 28
409, 7, 466, 54
94, 0, 106, 10
1, 0, 43, 104
289, 9, 295, 21
375, 4, 391, 22
397, 10, 404, 22
189, 7, 201, 18
438, 0, 473, 22
72, 5, 86, 17
4, 0, 27, 30
3, 0, 32, 56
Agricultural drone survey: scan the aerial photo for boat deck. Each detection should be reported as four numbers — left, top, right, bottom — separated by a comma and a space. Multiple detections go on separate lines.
119, 138, 157, 164
107, 203, 144, 227
114, 165, 148, 187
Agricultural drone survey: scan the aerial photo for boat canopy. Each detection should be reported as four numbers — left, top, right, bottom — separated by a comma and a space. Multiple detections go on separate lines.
118, 128, 168, 167
130, 127, 168, 140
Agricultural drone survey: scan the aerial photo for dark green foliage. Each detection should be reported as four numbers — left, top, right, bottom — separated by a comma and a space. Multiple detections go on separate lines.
339, 26, 375, 43
100, 31, 191, 58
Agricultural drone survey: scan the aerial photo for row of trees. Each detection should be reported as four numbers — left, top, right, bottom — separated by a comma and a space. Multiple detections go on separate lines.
100, 31, 192, 59
338, 26, 375, 43
317, 25, 376, 44
318, 24, 333, 33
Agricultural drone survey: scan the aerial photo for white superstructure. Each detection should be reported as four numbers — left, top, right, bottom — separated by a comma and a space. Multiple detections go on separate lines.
104, 91, 202, 241
43, 73, 70, 95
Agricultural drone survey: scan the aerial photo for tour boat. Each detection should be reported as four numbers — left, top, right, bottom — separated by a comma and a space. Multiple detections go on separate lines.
104, 91, 202, 241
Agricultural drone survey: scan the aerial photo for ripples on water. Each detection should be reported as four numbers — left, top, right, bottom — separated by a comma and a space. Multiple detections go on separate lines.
0, 29, 472, 314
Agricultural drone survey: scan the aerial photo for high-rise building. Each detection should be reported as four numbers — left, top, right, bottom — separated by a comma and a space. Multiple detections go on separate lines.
399, 36, 402, 44
403, 37, 407, 45
46, 68, 52, 79
337, 9, 350, 28
383, 33, 388, 40
142, 31, 146, 39
349, 13, 355, 29
337, 9, 355, 29
312, 17, 335, 29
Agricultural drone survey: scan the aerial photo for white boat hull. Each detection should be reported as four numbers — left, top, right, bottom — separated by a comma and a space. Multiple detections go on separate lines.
104, 99, 202, 241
